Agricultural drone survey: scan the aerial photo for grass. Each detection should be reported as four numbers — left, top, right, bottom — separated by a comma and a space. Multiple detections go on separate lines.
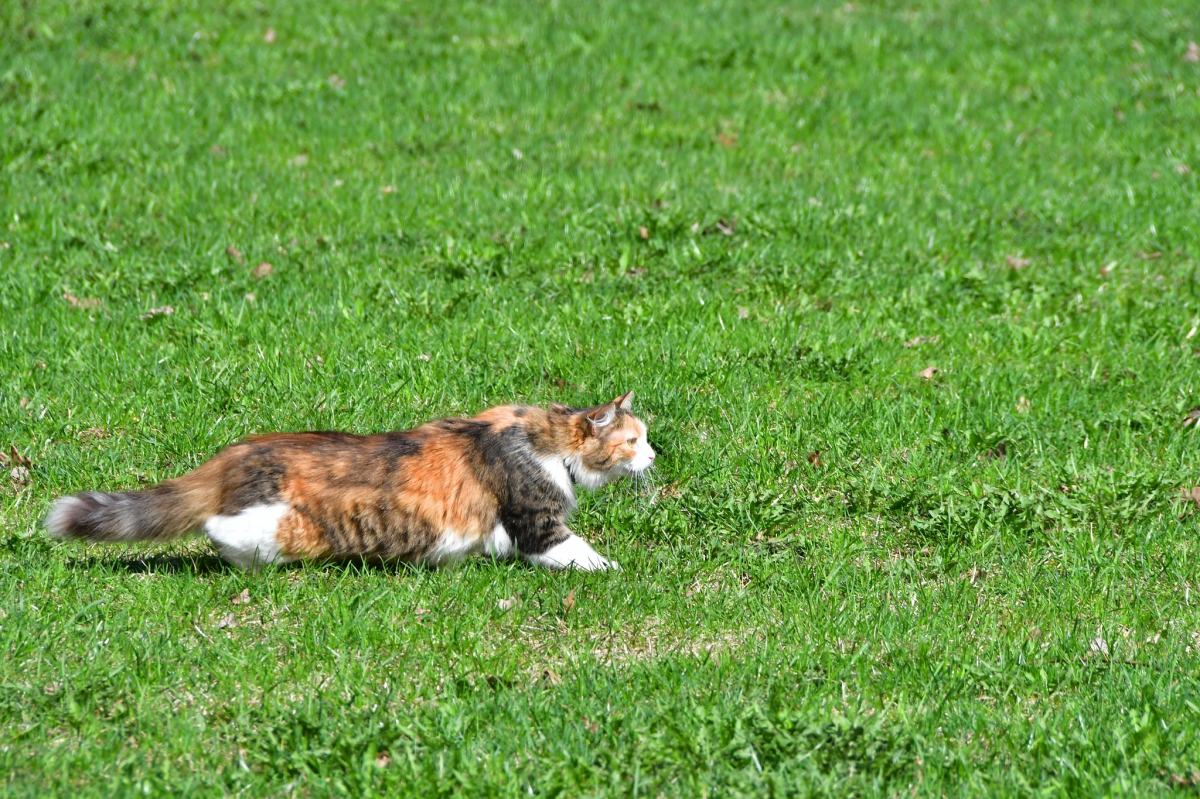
2, 0, 1200, 794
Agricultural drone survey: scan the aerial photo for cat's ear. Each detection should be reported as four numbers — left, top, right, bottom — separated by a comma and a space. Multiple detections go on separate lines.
586, 405, 616, 434
613, 390, 634, 411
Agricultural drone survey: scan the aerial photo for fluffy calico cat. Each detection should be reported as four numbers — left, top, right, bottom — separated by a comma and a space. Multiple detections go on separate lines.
45, 392, 654, 571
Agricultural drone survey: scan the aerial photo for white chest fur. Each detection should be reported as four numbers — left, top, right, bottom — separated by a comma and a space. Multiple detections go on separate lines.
536, 454, 576, 504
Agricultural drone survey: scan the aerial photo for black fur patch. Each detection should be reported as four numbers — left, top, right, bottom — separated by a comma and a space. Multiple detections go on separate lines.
379, 433, 421, 466
220, 443, 285, 514
446, 422, 573, 555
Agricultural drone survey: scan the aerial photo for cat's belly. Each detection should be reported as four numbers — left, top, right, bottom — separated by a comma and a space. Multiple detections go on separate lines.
205, 502, 297, 570
423, 523, 512, 565
206, 502, 511, 569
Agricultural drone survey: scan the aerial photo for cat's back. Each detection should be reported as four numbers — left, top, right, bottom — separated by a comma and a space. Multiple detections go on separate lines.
216, 405, 547, 501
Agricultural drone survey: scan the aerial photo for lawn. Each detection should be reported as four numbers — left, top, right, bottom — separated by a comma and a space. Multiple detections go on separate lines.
2, 0, 1200, 794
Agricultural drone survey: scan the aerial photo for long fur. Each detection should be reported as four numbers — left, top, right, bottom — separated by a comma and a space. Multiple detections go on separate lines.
45, 464, 222, 542
44, 394, 656, 571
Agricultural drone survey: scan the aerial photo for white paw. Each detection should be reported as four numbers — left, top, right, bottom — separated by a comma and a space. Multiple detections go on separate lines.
525, 535, 618, 572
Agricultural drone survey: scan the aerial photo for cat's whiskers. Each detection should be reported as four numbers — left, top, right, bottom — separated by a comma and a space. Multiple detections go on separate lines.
630, 467, 661, 508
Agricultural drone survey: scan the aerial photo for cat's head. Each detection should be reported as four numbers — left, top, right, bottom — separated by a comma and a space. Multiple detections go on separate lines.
565, 391, 655, 488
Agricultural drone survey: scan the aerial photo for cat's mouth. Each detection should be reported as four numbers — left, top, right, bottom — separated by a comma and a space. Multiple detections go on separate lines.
620, 459, 655, 477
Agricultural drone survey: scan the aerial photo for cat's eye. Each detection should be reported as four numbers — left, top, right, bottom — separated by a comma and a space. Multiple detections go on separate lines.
627, 437, 637, 446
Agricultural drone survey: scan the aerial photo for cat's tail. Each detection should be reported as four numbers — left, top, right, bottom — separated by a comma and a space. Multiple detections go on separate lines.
45, 466, 222, 543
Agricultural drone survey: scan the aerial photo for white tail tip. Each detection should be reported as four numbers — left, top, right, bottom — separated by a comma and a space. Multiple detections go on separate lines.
44, 495, 88, 540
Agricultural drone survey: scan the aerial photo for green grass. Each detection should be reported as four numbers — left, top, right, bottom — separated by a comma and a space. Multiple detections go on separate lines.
3, 0, 1200, 794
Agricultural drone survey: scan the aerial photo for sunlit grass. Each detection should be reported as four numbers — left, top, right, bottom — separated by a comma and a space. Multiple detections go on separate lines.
2, 0, 1200, 795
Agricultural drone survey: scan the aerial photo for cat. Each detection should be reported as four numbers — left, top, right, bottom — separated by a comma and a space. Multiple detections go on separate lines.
45, 392, 654, 571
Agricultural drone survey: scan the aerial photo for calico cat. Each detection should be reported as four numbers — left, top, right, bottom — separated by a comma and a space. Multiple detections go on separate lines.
45, 392, 654, 571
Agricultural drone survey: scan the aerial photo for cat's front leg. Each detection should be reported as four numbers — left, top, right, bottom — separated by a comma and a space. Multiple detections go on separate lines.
523, 533, 619, 572
504, 511, 619, 572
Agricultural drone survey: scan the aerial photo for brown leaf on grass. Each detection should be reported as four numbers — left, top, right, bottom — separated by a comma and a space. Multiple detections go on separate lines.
140, 305, 174, 320
806, 450, 821, 467
918, 365, 939, 380
541, 669, 562, 686
1183, 407, 1200, 427
562, 589, 576, 614
736, 306, 749, 320
252, 262, 273, 279
62, 291, 102, 310
230, 589, 251, 605
216, 612, 237, 630
1185, 42, 1200, 63
638, 226, 649, 240
497, 597, 514, 611
374, 751, 392, 769
1099, 262, 1115, 278
713, 131, 739, 148
980, 441, 1008, 462
701, 218, 736, 236
327, 74, 346, 90
2, 445, 33, 469
1016, 396, 1031, 414
1179, 487, 1200, 508
19, 398, 29, 409
1005, 254, 1031, 270
1113, 106, 1125, 122
1165, 771, 1200, 789
380, 185, 396, 194
1139, 251, 1162, 260
3, 446, 33, 485
289, 153, 308, 167
263, 27, 276, 44
414, 607, 430, 616
78, 427, 108, 441
657, 481, 683, 500
1176, 163, 1192, 175
225, 245, 245, 264
209, 144, 226, 158
244, 293, 256, 303
903, 335, 940, 348
967, 567, 986, 585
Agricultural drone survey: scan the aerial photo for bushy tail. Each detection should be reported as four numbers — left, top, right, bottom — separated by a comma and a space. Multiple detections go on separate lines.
45, 469, 221, 543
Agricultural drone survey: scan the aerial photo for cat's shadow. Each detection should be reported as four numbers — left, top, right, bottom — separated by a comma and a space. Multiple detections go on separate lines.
67, 554, 512, 576
69, 553, 232, 576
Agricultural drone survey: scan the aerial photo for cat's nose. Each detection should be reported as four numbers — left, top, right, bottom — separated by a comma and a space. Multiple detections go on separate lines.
648, 450, 656, 461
